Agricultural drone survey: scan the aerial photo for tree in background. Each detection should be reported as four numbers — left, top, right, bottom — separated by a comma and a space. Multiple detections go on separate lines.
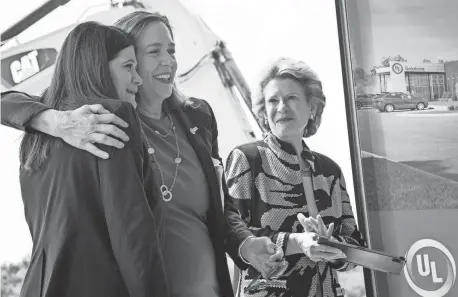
354, 55, 408, 94
353, 67, 375, 94
379, 54, 407, 67
370, 54, 408, 76
423, 58, 432, 63
1, 256, 30, 297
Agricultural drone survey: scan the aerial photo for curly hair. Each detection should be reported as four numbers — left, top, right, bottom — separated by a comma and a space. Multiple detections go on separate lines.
252, 57, 326, 137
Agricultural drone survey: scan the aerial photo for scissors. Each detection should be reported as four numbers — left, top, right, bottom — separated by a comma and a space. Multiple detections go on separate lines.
244, 259, 288, 294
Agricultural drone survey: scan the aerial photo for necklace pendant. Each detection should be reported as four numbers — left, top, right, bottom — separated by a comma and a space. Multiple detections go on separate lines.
162, 191, 172, 202
160, 185, 172, 202
175, 157, 182, 164
148, 147, 155, 154
160, 185, 169, 193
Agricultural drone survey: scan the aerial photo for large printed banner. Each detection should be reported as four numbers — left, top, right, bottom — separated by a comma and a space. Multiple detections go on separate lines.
342, 0, 458, 296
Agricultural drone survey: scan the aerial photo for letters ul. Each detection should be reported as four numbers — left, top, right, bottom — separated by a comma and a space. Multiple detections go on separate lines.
417, 254, 443, 283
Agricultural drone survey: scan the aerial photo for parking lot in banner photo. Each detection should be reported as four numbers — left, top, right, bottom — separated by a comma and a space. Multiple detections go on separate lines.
356, 107, 458, 183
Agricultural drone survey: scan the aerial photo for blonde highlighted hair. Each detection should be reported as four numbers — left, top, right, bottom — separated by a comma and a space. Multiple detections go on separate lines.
114, 11, 196, 110
252, 57, 326, 137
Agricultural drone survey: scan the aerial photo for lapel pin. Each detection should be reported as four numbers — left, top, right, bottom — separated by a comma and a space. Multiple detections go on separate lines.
190, 127, 198, 134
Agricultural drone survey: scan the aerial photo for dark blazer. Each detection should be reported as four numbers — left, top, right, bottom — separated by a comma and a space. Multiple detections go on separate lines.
17, 99, 169, 297
2, 91, 253, 297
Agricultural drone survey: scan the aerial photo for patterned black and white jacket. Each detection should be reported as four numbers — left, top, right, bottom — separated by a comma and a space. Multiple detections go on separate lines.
225, 132, 366, 297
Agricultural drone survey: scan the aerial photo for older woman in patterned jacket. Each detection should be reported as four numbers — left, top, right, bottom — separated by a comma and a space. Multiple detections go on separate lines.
225, 58, 366, 297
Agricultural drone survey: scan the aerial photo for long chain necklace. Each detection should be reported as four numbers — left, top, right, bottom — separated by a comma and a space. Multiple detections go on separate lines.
137, 109, 174, 137
154, 116, 174, 137
300, 164, 311, 177
140, 115, 181, 202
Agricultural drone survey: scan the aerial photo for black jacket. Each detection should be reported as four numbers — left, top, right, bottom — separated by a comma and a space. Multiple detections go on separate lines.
17, 99, 169, 297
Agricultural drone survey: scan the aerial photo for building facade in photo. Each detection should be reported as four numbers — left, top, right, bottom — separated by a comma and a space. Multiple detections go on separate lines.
445, 60, 458, 100
375, 61, 458, 100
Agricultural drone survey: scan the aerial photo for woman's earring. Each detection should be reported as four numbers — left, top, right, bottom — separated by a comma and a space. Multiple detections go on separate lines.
304, 114, 315, 137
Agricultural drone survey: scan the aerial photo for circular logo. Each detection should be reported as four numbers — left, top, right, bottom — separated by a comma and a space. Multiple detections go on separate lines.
404, 239, 456, 297
392, 62, 404, 74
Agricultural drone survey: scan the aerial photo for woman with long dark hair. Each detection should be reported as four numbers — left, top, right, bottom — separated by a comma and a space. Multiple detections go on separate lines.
18, 22, 169, 297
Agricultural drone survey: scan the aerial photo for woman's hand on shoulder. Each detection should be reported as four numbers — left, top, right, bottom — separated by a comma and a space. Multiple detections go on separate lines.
54, 103, 131, 159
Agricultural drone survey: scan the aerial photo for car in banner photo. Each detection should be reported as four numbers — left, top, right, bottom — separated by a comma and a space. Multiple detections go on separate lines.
374, 92, 429, 112
355, 93, 377, 109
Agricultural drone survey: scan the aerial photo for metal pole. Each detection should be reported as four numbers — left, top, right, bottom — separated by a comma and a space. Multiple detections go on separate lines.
334, 1, 378, 296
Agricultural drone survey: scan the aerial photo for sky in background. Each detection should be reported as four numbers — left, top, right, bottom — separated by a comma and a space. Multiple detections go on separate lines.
347, 0, 458, 70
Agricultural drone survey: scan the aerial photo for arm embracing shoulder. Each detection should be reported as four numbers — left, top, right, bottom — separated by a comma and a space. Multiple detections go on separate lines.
1, 91, 52, 131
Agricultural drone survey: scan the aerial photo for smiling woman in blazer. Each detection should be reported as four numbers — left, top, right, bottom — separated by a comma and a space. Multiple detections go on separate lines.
1, 11, 283, 297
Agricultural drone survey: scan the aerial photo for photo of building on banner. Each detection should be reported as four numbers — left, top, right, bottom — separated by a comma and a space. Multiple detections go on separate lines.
342, 0, 458, 296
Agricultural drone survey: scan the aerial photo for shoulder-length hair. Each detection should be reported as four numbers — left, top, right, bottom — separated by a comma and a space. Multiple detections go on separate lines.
252, 57, 326, 137
20, 21, 135, 172
114, 11, 198, 111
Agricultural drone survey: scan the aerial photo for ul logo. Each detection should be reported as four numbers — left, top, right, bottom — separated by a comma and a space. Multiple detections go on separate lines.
392, 62, 404, 74
404, 239, 456, 297
417, 254, 443, 283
